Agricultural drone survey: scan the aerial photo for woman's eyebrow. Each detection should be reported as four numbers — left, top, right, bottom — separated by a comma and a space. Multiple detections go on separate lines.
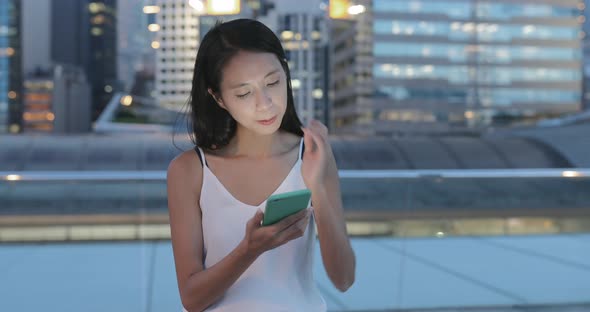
264, 69, 280, 78
229, 69, 281, 89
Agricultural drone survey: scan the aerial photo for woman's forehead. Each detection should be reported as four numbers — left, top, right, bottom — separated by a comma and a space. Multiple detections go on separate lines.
222, 51, 282, 85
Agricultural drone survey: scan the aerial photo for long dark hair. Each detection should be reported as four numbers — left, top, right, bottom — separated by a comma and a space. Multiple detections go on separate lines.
188, 18, 303, 150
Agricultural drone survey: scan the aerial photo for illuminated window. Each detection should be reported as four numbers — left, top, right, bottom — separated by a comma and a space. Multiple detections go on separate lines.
91, 28, 103, 36
92, 15, 105, 25
207, 0, 240, 15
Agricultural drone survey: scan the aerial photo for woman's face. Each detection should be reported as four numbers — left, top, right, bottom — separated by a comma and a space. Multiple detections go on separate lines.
214, 50, 288, 136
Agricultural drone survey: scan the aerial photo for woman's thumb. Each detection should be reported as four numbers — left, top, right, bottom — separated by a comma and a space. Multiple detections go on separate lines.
254, 209, 264, 222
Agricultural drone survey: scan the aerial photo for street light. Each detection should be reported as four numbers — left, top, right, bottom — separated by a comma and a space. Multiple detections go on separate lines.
120, 95, 133, 106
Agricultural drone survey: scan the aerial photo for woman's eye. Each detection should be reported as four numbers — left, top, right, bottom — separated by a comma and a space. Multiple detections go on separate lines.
267, 80, 280, 87
236, 92, 250, 98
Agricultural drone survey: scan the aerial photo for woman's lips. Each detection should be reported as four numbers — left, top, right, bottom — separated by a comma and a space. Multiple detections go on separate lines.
257, 116, 277, 125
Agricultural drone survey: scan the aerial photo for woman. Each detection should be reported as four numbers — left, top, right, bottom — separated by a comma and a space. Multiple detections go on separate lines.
167, 18, 355, 312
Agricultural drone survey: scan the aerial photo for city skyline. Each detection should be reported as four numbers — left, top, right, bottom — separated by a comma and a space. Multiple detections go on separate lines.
2, 0, 590, 135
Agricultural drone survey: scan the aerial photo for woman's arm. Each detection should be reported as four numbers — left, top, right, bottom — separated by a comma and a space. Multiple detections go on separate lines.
312, 163, 356, 292
168, 151, 311, 311
301, 121, 356, 292
168, 152, 255, 311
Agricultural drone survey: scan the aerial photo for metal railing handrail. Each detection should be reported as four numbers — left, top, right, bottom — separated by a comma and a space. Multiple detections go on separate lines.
1, 168, 588, 182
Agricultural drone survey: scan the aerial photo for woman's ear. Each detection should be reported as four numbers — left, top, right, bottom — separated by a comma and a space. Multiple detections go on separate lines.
208, 88, 226, 110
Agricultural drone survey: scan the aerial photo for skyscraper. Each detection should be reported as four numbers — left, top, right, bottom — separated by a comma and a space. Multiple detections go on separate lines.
22, 69, 54, 133
153, 0, 201, 109
22, 0, 51, 75
582, 1, 590, 110
22, 65, 92, 134
332, 0, 585, 135
51, 0, 117, 121
118, 0, 155, 94
331, 0, 373, 135
260, 0, 331, 127
0, 0, 22, 134
52, 65, 92, 133
152, 0, 250, 110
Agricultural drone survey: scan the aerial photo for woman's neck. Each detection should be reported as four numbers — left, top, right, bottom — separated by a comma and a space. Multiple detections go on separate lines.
223, 129, 288, 159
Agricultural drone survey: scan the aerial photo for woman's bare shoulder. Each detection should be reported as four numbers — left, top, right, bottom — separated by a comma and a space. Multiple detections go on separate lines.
167, 148, 203, 187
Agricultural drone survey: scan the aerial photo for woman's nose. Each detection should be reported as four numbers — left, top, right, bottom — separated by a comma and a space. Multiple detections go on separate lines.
256, 89, 273, 111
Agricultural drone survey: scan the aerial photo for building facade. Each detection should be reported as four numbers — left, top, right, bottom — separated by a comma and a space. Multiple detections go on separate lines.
22, 0, 51, 76
22, 70, 54, 133
117, 0, 157, 96
582, 0, 590, 110
52, 65, 92, 133
332, 0, 585, 135
22, 65, 91, 134
331, 0, 373, 135
153, 0, 257, 109
51, 0, 117, 121
0, 0, 22, 134
261, 0, 331, 127
153, 0, 201, 109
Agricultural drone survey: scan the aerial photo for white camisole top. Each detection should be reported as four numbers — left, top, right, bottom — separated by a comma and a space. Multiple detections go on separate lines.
183, 138, 326, 312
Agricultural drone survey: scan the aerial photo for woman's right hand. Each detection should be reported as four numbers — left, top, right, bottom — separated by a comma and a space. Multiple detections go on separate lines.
242, 208, 311, 258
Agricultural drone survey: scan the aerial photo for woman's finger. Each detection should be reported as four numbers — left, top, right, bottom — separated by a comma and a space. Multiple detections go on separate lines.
310, 119, 328, 138
248, 209, 264, 229
271, 207, 308, 232
302, 127, 315, 155
303, 126, 325, 154
276, 214, 309, 243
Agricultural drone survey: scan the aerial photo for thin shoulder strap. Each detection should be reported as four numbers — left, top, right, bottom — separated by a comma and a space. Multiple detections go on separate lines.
299, 137, 305, 160
193, 146, 207, 167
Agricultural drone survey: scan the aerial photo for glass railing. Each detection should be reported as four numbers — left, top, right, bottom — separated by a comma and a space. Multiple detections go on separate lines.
1, 169, 589, 311
1, 169, 589, 242
339, 169, 590, 237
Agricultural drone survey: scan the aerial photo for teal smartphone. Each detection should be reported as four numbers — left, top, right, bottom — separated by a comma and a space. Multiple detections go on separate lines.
262, 189, 312, 226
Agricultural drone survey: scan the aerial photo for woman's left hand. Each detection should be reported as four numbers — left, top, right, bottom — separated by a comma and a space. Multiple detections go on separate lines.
301, 120, 356, 291
301, 120, 334, 192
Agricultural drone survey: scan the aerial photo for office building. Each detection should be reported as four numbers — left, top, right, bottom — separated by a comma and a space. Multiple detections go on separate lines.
22, 65, 91, 134
22, 70, 54, 133
152, 0, 201, 109
51, 0, 118, 121
331, 0, 373, 135
53, 65, 92, 133
0, 0, 22, 133
22, 0, 51, 75
153, 0, 253, 109
118, 0, 155, 94
332, 0, 584, 135
261, 0, 331, 126
582, 1, 590, 110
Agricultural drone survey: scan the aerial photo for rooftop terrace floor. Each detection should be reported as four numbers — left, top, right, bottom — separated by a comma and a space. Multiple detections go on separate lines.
1, 233, 589, 311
